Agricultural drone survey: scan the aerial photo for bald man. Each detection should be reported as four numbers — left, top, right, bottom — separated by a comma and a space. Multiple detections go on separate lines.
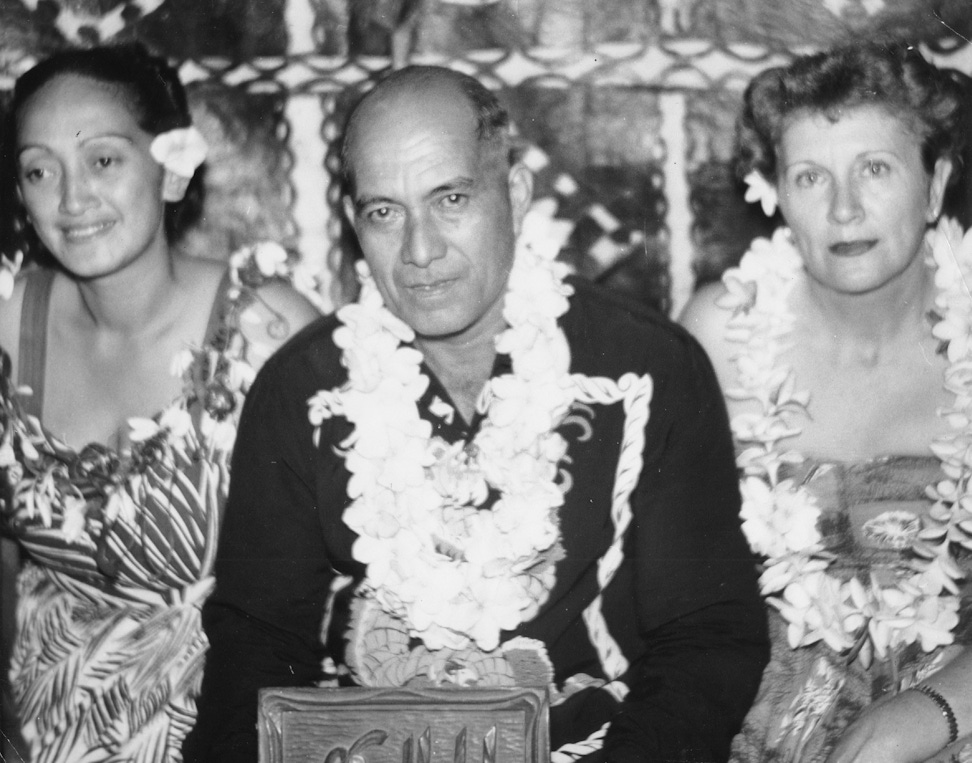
185, 66, 767, 763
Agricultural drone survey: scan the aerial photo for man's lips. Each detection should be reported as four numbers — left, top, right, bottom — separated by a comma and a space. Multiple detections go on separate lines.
829, 239, 878, 256
404, 276, 458, 291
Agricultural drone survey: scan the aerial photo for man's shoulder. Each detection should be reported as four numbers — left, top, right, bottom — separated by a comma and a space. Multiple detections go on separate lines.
563, 277, 702, 369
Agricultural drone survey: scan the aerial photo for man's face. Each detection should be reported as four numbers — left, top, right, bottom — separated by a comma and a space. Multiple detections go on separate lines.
344, 87, 531, 345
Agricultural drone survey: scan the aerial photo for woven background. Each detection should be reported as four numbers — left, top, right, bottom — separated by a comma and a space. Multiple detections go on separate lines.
1, 0, 970, 314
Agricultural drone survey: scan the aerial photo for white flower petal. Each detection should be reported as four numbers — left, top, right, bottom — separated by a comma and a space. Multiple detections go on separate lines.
149, 126, 208, 178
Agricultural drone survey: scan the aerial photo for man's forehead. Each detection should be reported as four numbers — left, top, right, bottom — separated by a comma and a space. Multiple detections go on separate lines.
351, 132, 484, 199
356, 84, 476, 145
350, 99, 488, 181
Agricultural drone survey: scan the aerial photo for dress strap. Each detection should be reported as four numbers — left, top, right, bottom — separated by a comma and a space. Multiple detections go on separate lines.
17, 268, 56, 421
202, 269, 237, 347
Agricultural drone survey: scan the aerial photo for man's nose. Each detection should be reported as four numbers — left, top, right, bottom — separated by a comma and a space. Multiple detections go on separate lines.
402, 216, 446, 267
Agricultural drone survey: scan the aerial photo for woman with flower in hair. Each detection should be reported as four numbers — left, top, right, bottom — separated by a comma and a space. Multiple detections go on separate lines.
0, 44, 319, 762
681, 41, 972, 762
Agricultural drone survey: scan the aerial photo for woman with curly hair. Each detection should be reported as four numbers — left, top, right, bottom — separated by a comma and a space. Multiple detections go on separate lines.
682, 41, 972, 763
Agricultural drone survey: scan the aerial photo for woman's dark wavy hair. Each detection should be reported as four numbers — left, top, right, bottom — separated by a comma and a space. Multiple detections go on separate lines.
1, 43, 203, 264
736, 40, 969, 185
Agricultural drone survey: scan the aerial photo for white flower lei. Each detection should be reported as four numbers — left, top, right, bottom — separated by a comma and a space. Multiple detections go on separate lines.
723, 221, 972, 668
308, 219, 579, 653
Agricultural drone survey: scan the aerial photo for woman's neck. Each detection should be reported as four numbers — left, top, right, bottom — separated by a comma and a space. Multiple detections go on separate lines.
799, 254, 935, 357
70, 248, 180, 337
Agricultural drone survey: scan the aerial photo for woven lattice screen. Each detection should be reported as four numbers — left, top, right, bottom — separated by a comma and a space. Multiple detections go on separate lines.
1, 0, 969, 314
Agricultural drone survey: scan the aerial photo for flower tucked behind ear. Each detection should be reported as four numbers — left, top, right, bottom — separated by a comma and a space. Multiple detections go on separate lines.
150, 126, 208, 179
743, 170, 778, 218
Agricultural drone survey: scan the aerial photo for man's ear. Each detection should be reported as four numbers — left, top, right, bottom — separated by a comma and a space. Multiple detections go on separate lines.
927, 157, 953, 223
162, 170, 191, 203
508, 162, 533, 238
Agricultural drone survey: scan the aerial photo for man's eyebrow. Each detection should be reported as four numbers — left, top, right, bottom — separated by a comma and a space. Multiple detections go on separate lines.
352, 194, 396, 214
426, 176, 476, 199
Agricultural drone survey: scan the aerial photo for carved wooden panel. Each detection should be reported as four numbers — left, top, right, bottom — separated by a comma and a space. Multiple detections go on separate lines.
258, 685, 550, 763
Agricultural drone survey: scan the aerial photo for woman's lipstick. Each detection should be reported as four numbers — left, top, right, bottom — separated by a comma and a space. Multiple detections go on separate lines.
829, 239, 877, 256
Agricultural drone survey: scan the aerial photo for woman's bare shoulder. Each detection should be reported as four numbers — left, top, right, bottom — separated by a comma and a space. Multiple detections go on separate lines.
678, 279, 739, 387
177, 254, 322, 370
240, 279, 322, 372
679, 281, 732, 346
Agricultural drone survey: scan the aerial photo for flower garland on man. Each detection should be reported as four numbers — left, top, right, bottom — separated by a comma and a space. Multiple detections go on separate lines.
187, 65, 768, 763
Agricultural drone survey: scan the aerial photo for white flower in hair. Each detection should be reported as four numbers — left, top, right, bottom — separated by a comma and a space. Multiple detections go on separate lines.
150, 126, 208, 178
743, 170, 778, 217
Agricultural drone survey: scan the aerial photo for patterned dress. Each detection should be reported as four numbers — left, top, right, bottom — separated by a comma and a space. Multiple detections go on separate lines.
0, 267, 260, 763
729, 457, 972, 763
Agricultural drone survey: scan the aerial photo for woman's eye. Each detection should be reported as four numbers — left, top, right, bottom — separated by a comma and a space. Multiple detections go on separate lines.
94, 155, 117, 169
21, 166, 51, 184
865, 160, 890, 177
794, 170, 819, 188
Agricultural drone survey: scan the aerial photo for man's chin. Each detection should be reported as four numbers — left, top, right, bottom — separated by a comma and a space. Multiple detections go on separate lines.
411, 320, 474, 342
390, 302, 463, 338
396, 299, 507, 347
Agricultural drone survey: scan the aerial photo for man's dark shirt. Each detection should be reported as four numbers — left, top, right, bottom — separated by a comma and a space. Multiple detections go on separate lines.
184, 277, 769, 763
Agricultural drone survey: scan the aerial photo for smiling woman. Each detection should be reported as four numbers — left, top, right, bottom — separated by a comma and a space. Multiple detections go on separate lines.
16, 75, 177, 286
0, 43, 320, 763
679, 41, 972, 763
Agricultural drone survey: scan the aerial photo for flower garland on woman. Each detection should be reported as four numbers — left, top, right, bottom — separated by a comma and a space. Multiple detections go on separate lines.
678, 42, 972, 762
1, 119, 327, 545
723, 173, 968, 672
0, 237, 318, 553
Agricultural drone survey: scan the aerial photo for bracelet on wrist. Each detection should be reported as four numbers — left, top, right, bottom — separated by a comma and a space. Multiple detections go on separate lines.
912, 683, 959, 747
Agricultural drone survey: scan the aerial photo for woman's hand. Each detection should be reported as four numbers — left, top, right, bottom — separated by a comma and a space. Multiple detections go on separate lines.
826, 688, 952, 763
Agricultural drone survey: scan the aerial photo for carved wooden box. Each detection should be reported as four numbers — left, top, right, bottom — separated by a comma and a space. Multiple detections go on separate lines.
258, 685, 550, 763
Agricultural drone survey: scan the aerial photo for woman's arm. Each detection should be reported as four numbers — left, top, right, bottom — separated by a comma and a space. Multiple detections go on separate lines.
677, 280, 737, 395
238, 280, 322, 371
828, 648, 972, 763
